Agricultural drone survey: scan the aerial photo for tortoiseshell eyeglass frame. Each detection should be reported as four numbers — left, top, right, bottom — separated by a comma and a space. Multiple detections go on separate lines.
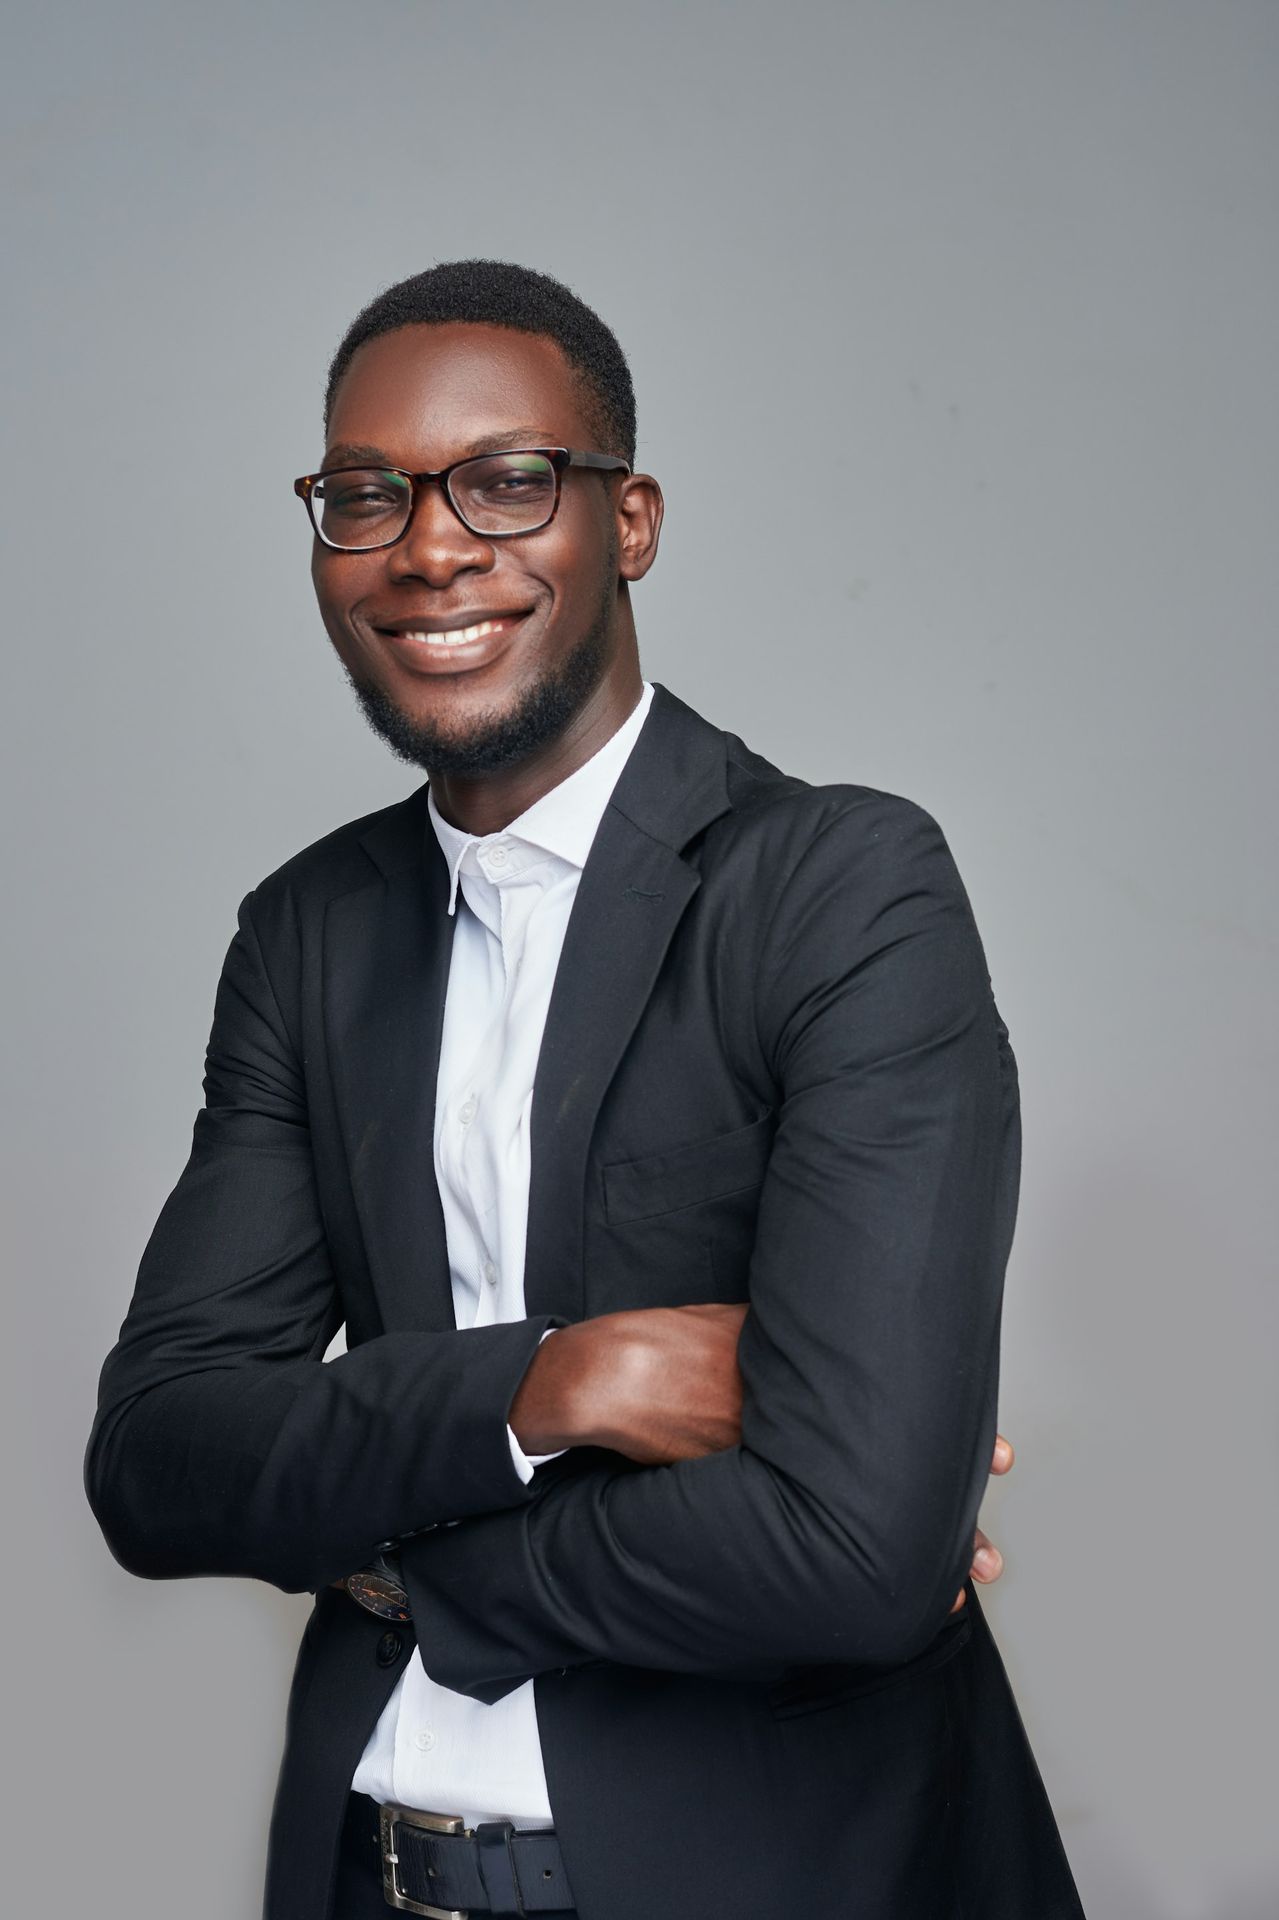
293, 446, 631, 550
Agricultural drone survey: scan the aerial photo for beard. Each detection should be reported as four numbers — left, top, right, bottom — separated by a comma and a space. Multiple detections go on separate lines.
341, 583, 616, 778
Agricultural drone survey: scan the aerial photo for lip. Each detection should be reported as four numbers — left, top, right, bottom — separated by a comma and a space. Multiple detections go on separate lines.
368, 610, 533, 676
373, 609, 533, 637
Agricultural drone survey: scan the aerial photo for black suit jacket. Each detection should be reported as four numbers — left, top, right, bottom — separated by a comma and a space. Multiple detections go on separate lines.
87, 685, 1083, 1919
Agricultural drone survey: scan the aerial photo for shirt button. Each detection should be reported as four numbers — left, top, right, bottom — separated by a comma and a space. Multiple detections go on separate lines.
487, 845, 509, 868
459, 1096, 477, 1126
414, 1729, 436, 1752
483, 1259, 498, 1287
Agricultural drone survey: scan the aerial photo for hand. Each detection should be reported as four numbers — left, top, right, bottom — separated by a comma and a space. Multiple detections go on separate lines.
509, 1302, 747, 1463
950, 1433, 1014, 1613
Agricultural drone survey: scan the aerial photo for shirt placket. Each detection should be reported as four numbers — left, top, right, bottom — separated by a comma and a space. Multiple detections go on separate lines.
460, 852, 540, 1330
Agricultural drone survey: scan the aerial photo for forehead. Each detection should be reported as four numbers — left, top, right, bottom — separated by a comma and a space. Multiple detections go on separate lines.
326, 322, 596, 465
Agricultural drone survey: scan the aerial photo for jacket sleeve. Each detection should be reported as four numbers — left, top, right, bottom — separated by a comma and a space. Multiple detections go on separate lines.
401, 797, 1021, 1693
84, 890, 558, 1595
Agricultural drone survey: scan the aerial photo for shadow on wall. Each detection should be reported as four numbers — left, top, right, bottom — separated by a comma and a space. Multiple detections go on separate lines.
1010, 1152, 1275, 1920
1078, 1825, 1279, 1920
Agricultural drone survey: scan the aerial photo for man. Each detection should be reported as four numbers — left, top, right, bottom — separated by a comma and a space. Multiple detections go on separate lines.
86, 260, 1084, 1919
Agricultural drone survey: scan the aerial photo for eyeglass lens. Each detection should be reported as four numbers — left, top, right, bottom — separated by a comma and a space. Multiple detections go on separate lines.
312, 452, 558, 547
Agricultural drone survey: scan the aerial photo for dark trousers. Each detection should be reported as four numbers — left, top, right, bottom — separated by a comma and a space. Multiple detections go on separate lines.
333, 1793, 578, 1920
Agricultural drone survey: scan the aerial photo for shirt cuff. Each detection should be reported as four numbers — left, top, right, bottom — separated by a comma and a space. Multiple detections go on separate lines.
506, 1329, 569, 1484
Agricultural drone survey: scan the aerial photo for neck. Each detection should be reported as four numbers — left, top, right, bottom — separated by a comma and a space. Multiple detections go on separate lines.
429, 657, 645, 837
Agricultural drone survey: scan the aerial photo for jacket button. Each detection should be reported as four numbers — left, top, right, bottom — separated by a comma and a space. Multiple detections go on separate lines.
376, 1632, 402, 1667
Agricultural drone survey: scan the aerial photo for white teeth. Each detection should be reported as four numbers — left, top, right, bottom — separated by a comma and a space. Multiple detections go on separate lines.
400, 619, 500, 647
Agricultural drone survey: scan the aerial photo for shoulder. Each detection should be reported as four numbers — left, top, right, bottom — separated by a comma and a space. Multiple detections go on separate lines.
238, 782, 430, 932
693, 728, 995, 1053
707, 721, 955, 900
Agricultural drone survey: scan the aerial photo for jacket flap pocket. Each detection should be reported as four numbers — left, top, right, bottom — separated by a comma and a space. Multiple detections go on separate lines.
603, 1113, 774, 1225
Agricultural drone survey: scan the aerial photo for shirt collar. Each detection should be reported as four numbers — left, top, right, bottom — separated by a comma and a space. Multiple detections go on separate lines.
427, 682, 655, 915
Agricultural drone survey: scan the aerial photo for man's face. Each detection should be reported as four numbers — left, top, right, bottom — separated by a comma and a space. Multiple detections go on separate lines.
311, 321, 643, 776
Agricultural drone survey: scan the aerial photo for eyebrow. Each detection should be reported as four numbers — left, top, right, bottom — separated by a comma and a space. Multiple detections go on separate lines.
321, 429, 560, 471
321, 443, 392, 470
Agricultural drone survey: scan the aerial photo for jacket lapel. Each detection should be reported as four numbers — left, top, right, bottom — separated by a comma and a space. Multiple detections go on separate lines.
523, 686, 733, 1323
324, 785, 458, 1334
323, 687, 735, 1334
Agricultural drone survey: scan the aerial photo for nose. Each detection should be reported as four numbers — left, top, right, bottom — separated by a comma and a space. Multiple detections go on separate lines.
386, 478, 495, 588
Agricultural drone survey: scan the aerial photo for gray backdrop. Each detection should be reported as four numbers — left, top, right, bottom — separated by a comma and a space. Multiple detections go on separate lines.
4, 4, 1276, 1916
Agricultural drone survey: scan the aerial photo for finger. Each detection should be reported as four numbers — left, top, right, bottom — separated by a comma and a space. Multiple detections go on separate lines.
950, 1586, 968, 1613
990, 1433, 1015, 1475
971, 1529, 1004, 1584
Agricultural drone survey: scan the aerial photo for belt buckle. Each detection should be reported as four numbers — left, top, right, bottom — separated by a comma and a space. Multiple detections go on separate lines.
379, 1802, 470, 1918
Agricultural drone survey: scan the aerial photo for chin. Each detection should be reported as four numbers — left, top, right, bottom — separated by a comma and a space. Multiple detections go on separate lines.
342, 599, 616, 779
349, 665, 598, 780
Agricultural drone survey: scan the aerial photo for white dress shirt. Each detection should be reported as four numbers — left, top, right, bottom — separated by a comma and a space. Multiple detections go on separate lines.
351, 682, 655, 1826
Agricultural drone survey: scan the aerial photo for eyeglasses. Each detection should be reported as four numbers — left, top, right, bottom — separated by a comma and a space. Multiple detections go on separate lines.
293, 446, 631, 551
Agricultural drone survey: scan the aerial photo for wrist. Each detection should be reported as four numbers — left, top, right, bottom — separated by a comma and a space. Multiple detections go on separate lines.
509, 1320, 605, 1453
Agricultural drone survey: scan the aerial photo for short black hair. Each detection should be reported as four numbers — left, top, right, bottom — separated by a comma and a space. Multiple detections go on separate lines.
324, 259, 636, 465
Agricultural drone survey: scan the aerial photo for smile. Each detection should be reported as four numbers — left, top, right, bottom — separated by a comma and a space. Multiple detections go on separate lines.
399, 619, 507, 648
371, 611, 533, 677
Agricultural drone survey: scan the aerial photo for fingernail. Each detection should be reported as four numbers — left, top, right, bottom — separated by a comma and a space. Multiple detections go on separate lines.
975, 1547, 1001, 1577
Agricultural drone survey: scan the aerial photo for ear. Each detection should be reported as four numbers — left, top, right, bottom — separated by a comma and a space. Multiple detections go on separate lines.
615, 473, 664, 582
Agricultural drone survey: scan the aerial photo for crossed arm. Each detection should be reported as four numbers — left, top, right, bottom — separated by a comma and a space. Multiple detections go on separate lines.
88, 795, 1017, 1688
506, 1303, 1012, 1613
382, 800, 1022, 1696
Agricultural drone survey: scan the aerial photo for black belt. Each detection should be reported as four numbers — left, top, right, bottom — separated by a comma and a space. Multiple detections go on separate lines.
346, 1790, 577, 1916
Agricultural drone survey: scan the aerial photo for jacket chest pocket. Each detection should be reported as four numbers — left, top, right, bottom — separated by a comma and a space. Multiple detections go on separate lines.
601, 1112, 775, 1225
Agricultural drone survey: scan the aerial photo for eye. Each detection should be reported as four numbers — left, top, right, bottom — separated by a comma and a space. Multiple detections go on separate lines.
318, 471, 409, 519
486, 470, 546, 495
446, 452, 560, 534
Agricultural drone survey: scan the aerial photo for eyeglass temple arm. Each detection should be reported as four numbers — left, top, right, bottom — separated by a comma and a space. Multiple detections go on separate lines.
567, 451, 631, 474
